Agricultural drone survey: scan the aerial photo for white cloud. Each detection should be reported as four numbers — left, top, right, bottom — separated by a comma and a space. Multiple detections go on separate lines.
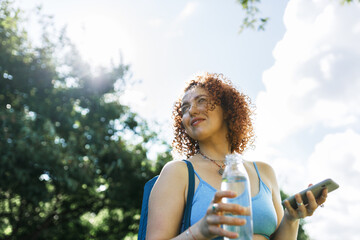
308, 129, 360, 188
248, 0, 360, 239
148, 18, 163, 28
255, 0, 360, 144
305, 129, 360, 240
160, 2, 199, 39
164, 29, 184, 39
177, 1, 199, 22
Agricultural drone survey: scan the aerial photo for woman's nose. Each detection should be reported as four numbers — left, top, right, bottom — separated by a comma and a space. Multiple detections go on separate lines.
188, 102, 199, 115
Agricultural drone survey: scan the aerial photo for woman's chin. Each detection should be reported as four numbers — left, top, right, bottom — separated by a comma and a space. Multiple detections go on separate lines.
190, 132, 212, 142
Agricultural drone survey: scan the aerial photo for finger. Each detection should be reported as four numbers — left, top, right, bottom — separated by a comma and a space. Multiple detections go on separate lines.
206, 214, 246, 226
306, 191, 317, 216
316, 188, 328, 205
208, 203, 221, 215
295, 193, 306, 218
213, 191, 237, 203
207, 203, 251, 216
283, 200, 298, 218
208, 225, 239, 239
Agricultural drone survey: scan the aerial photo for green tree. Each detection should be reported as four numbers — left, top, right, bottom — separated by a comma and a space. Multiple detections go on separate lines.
0, 1, 165, 239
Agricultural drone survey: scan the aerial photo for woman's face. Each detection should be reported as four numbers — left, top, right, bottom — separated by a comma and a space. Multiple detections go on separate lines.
181, 87, 228, 142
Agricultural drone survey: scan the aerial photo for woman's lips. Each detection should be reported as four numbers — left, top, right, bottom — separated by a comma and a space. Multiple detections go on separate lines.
191, 119, 205, 126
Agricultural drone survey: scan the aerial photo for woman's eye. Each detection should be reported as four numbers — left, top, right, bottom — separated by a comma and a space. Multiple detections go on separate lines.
181, 105, 189, 113
198, 98, 207, 104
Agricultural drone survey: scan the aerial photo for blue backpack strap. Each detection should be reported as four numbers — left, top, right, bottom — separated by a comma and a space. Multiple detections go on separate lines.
138, 175, 158, 240
180, 160, 195, 232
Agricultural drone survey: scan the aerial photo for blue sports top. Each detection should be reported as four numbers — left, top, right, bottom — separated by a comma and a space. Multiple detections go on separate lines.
190, 162, 277, 240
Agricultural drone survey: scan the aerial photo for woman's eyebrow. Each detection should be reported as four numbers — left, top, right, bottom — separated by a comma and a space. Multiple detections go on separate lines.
195, 94, 208, 99
181, 94, 208, 106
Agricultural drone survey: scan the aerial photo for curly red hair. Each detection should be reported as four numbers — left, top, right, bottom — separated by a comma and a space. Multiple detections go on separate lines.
172, 72, 255, 158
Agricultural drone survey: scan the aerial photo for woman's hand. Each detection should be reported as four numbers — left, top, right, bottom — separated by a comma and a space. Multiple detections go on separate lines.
282, 184, 328, 221
198, 190, 250, 239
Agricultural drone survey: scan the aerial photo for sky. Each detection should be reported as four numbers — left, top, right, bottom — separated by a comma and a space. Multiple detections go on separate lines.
16, 0, 360, 239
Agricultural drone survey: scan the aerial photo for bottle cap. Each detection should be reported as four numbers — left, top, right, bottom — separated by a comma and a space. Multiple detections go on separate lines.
225, 153, 242, 164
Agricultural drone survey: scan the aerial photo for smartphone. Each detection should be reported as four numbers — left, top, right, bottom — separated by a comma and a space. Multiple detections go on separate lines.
282, 178, 339, 209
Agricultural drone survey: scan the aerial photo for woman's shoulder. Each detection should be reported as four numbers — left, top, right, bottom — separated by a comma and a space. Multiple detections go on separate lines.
162, 159, 188, 171
246, 160, 278, 186
151, 160, 189, 199
253, 161, 275, 175
158, 160, 189, 181
244, 159, 272, 170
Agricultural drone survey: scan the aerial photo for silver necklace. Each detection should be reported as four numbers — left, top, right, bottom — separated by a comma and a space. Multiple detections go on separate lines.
198, 151, 225, 175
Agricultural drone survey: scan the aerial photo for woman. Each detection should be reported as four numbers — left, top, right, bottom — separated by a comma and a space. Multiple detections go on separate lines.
146, 73, 327, 240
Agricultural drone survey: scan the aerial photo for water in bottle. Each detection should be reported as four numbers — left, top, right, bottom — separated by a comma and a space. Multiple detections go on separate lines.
221, 154, 253, 240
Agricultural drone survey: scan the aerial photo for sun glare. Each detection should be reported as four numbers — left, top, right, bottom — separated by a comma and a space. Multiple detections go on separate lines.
67, 12, 136, 68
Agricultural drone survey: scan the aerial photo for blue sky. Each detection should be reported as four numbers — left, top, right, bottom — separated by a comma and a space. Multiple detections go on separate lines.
17, 0, 360, 239
18, 0, 287, 121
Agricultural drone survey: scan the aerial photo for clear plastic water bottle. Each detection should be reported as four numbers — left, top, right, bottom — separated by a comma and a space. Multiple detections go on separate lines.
221, 153, 253, 240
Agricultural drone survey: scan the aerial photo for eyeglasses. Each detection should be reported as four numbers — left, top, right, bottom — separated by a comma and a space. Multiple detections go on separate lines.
181, 96, 209, 114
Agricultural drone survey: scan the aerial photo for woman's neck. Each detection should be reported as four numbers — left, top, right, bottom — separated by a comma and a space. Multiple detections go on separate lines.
198, 140, 231, 161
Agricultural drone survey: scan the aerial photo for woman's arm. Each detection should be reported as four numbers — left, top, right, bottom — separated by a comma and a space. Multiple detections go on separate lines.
146, 160, 188, 239
258, 162, 328, 240
146, 160, 248, 240
269, 170, 299, 240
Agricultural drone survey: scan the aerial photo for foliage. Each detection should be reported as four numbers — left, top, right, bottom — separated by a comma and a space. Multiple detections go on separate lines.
342, 0, 360, 3
0, 1, 169, 239
237, 0, 268, 33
